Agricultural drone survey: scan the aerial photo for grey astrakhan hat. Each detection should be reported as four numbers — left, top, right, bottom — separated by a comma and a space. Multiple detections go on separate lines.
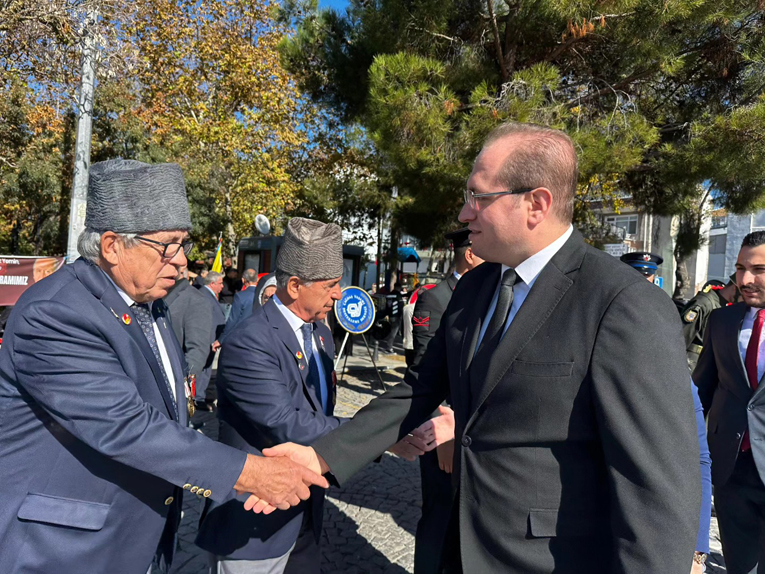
85, 159, 192, 233
276, 218, 344, 281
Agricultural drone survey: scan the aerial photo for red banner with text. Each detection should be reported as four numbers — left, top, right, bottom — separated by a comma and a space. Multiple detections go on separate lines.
0, 256, 65, 306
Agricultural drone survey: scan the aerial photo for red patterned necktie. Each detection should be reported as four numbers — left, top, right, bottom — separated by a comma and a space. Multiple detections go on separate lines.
742, 308, 765, 451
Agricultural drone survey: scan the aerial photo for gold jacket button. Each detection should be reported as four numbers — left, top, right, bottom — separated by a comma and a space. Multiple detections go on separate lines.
182, 484, 192, 490
164, 496, 174, 506
190, 486, 199, 493
203, 489, 212, 498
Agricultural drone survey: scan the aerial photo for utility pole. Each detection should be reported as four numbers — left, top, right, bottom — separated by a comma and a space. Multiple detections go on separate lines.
66, 7, 98, 262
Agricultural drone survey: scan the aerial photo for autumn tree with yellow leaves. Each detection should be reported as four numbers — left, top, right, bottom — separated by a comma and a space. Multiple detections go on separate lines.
0, 0, 311, 257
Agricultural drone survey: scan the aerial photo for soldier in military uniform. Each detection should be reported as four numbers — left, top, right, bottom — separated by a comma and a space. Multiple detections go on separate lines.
682, 277, 739, 371
620, 251, 664, 283
410, 228, 483, 574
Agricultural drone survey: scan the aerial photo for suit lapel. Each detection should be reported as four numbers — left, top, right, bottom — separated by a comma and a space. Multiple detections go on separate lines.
72, 259, 179, 420
264, 301, 321, 411
466, 231, 583, 425
460, 264, 501, 376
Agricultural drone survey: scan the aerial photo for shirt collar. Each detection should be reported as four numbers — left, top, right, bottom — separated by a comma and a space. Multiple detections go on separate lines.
100, 268, 142, 308
453, 271, 462, 281
501, 225, 574, 286
273, 294, 309, 333
746, 306, 765, 319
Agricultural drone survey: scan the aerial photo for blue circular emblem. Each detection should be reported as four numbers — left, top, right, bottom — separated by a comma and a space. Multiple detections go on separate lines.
334, 286, 376, 334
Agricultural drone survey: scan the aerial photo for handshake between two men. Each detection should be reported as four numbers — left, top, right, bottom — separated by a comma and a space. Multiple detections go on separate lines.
234, 405, 456, 514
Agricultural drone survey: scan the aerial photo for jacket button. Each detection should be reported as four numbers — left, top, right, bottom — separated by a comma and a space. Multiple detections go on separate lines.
190, 486, 199, 493
164, 496, 174, 506
461, 436, 472, 447
736, 433, 742, 439
749, 404, 755, 411
182, 484, 192, 490
203, 490, 212, 498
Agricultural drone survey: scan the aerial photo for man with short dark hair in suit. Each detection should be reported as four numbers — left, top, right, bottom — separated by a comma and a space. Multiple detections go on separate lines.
0, 160, 327, 574
263, 122, 700, 573
165, 266, 214, 387
694, 230, 765, 574
196, 271, 227, 410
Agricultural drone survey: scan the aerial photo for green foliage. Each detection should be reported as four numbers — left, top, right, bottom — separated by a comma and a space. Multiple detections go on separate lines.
282, 0, 765, 248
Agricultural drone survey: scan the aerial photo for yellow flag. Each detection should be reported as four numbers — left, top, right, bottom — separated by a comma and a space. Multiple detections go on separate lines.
211, 239, 223, 273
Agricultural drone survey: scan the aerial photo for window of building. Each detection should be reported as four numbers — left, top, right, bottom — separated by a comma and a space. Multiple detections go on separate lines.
709, 235, 726, 255
604, 214, 638, 237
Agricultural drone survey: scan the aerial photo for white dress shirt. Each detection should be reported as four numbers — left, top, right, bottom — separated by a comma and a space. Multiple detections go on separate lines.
739, 306, 765, 384
102, 271, 177, 400
273, 295, 329, 411
476, 225, 574, 351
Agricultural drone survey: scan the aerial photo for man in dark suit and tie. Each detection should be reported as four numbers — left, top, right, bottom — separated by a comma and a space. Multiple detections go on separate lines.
694, 230, 765, 574
0, 160, 326, 574
195, 218, 347, 574
165, 266, 214, 388
196, 270, 227, 410
263, 122, 701, 573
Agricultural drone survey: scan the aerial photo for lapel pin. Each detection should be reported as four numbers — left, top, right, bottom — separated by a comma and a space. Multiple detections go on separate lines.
296, 351, 303, 360
122, 313, 132, 325
299, 363, 305, 370
319, 336, 324, 347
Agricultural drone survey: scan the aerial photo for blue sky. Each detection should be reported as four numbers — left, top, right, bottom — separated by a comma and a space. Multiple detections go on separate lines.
317, 0, 349, 10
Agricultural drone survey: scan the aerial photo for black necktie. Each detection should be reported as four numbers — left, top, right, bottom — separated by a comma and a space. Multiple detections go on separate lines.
469, 269, 519, 403
132, 303, 178, 418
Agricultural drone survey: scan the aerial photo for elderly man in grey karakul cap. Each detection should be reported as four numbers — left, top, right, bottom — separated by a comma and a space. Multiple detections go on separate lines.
0, 160, 327, 574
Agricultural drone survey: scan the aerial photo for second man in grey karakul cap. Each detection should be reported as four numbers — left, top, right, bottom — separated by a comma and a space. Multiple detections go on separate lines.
196, 216, 347, 572
276, 217, 345, 281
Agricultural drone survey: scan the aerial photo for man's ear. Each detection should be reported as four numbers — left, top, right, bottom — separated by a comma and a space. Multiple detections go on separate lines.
100, 232, 119, 265
527, 187, 554, 226
286, 276, 301, 299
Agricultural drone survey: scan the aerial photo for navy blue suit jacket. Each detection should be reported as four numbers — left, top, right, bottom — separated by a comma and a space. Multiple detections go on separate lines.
0, 259, 246, 574
196, 298, 345, 560
219, 286, 257, 343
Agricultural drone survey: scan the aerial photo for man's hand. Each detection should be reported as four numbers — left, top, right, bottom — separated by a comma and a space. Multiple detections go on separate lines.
690, 560, 704, 574
411, 405, 455, 447
387, 433, 432, 461
437, 440, 454, 473
262, 442, 330, 476
234, 453, 329, 513
212, 340, 221, 352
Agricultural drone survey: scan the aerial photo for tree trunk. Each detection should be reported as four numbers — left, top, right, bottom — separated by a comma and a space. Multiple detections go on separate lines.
673, 256, 690, 300
223, 187, 237, 264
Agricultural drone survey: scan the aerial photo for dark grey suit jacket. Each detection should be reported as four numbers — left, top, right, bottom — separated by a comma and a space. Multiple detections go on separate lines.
165, 279, 214, 377
197, 286, 227, 394
693, 302, 765, 487
314, 230, 700, 574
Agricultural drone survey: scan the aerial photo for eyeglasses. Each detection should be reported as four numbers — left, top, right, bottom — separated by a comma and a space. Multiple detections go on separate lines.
135, 236, 194, 259
463, 188, 535, 210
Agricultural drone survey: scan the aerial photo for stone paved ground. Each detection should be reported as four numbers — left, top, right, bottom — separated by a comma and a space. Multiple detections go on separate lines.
167, 351, 728, 574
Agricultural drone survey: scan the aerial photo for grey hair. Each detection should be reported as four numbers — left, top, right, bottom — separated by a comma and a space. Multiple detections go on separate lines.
203, 271, 224, 285
275, 269, 313, 289
242, 268, 258, 283
77, 229, 139, 263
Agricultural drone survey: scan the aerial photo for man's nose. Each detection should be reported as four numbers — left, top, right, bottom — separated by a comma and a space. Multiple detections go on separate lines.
458, 202, 475, 223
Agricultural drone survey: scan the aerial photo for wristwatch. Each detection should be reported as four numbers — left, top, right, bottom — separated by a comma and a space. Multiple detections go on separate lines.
693, 551, 708, 565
